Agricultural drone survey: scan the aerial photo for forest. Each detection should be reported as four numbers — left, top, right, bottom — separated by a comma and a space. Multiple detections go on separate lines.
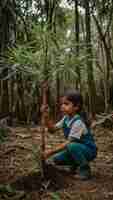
0, 0, 113, 200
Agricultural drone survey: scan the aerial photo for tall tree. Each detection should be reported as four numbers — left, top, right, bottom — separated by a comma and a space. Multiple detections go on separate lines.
91, 0, 113, 111
74, 0, 81, 90
0, 0, 16, 114
85, 0, 96, 117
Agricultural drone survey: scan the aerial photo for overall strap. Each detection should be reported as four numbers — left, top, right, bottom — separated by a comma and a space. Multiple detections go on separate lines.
63, 115, 81, 138
69, 115, 81, 127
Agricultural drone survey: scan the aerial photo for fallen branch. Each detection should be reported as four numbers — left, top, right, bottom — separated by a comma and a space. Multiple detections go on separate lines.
91, 113, 113, 128
16, 133, 31, 139
0, 144, 32, 157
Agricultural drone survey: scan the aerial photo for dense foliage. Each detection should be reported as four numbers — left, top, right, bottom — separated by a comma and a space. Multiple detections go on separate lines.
0, 0, 113, 124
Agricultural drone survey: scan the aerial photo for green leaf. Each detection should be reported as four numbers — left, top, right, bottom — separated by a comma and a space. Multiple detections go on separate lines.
50, 192, 61, 200
0, 184, 16, 194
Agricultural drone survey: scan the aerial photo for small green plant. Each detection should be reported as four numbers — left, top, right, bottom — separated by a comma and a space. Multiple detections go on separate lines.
31, 143, 42, 170
0, 127, 8, 143
0, 184, 25, 199
0, 184, 16, 194
50, 192, 61, 200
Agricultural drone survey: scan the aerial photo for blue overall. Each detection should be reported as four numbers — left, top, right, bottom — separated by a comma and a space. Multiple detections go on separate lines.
51, 116, 97, 169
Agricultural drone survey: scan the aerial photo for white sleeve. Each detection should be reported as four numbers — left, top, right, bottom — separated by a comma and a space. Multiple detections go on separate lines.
68, 120, 87, 140
55, 116, 65, 129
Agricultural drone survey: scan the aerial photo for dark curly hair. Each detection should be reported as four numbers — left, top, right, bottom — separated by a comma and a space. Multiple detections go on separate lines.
63, 90, 83, 111
62, 90, 90, 127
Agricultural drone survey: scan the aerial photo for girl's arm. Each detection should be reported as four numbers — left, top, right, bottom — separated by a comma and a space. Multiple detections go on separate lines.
41, 105, 66, 159
40, 105, 62, 132
41, 105, 65, 132
43, 141, 69, 159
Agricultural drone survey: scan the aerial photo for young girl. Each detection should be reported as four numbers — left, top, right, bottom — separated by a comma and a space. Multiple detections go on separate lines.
42, 90, 97, 180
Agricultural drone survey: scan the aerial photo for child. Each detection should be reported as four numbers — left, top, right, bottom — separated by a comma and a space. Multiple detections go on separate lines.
42, 90, 97, 180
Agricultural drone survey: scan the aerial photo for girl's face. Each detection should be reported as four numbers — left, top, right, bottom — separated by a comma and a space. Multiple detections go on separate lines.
60, 96, 79, 116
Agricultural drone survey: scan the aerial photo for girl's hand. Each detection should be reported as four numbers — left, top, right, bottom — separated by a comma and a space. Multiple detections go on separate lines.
42, 149, 54, 159
40, 105, 49, 115
42, 142, 69, 160
47, 120, 55, 130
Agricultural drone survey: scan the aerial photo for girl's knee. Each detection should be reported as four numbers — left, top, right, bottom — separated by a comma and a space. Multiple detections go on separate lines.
67, 142, 81, 153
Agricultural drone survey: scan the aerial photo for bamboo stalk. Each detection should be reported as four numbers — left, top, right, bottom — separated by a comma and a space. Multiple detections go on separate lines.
40, 81, 48, 177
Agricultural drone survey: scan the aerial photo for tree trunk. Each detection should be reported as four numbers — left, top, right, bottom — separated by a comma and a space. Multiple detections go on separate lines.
1, 80, 9, 114
74, 0, 81, 90
16, 75, 27, 122
92, 14, 113, 69
85, 0, 96, 118
55, 74, 60, 120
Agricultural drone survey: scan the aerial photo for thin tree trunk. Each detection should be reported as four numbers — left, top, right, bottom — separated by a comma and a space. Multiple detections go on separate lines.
85, 0, 96, 118
55, 74, 60, 120
92, 14, 113, 69
16, 75, 27, 122
74, 0, 81, 90
0, 81, 2, 113
40, 82, 48, 177
1, 80, 9, 114
10, 78, 15, 113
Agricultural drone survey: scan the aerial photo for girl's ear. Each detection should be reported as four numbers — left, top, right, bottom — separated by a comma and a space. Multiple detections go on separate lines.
74, 103, 81, 111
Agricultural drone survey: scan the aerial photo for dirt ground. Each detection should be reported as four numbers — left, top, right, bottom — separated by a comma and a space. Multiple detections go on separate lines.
0, 125, 113, 200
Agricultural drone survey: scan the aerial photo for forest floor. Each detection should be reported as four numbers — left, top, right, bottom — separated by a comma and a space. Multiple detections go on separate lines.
0, 125, 113, 200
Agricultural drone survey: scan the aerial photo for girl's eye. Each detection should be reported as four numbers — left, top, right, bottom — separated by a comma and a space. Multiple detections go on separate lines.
64, 102, 69, 106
